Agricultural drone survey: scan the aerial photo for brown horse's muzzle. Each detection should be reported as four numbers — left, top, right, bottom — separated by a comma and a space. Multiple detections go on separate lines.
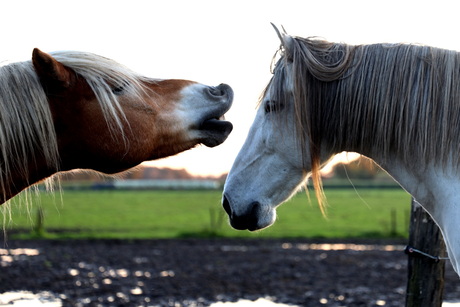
199, 84, 233, 147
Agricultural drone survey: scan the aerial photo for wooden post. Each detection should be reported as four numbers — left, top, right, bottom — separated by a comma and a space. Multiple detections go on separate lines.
405, 198, 446, 306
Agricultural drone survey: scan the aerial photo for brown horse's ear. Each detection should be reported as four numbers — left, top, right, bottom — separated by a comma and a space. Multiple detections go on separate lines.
32, 48, 74, 92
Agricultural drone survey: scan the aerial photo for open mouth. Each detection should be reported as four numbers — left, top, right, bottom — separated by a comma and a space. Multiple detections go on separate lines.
200, 114, 233, 147
197, 83, 233, 147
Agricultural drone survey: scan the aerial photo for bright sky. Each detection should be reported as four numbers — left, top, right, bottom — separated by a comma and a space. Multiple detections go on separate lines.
1, 0, 459, 176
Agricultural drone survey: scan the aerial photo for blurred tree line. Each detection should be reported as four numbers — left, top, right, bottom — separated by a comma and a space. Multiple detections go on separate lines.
57, 156, 387, 184
58, 166, 226, 182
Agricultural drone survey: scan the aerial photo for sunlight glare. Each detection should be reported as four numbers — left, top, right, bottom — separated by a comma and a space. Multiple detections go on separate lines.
320, 152, 361, 177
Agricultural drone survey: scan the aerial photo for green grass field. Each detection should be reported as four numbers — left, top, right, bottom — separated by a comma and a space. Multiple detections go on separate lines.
1, 188, 412, 239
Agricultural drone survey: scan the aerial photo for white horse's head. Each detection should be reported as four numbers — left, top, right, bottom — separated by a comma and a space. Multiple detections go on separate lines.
222, 25, 340, 231
222, 81, 308, 231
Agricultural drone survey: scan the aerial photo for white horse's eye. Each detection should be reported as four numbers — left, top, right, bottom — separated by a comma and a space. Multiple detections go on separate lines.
264, 100, 285, 114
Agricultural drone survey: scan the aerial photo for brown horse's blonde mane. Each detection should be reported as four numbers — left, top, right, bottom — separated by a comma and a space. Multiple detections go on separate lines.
266, 35, 460, 212
50, 51, 152, 136
0, 61, 58, 204
0, 51, 149, 204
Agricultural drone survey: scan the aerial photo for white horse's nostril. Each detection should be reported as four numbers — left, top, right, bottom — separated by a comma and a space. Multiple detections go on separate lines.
222, 195, 232, 217
222, 198, 262, 231
249, 201, 261, 217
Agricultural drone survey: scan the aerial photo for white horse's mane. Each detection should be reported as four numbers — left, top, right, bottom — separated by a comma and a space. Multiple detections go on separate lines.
267, 36, 460, 208
0, 51, 149, 203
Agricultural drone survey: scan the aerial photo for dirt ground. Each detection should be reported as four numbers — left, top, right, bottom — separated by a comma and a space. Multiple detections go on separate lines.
1, 238, 459, 306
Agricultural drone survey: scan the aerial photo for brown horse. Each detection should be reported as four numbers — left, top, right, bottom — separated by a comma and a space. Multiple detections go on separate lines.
0, 49, 233, 203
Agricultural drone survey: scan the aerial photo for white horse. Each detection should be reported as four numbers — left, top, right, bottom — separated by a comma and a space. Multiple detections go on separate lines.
223, 27, 460, 276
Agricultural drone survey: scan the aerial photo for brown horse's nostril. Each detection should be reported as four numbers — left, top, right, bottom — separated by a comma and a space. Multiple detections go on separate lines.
207, 84, 232, 98
209, 87, 224, 96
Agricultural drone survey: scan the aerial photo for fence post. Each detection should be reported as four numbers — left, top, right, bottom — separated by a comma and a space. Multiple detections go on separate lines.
405, 198, 446, 306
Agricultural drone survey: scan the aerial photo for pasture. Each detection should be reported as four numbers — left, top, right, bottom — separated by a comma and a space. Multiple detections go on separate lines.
1, 187, 411, 240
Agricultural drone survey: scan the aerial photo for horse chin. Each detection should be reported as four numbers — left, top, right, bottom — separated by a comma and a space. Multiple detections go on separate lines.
199, 119, 233, 147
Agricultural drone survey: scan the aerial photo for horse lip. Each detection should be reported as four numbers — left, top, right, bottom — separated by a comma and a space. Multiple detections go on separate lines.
198, 101, 233, 147
201, 117, 230, 129
229, 217, 266, 231
199, 119, 233, 147
196, 82, 233, 147
229, 221, 250, 231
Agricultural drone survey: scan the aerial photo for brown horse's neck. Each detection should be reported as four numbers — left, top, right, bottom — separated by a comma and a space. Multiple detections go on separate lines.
1, 155, 58, 203
1, 153, 140, 204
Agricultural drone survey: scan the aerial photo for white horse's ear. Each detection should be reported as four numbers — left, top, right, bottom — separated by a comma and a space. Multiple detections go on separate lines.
271, 23, 293, 59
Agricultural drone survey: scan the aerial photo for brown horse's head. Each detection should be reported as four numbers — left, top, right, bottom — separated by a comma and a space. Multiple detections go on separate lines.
0, 49, 233, 201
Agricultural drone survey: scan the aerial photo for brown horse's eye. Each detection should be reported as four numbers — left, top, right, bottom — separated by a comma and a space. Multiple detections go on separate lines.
112, 86, 124, 95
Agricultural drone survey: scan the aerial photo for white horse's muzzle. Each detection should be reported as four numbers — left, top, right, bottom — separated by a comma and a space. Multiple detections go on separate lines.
222, 195, 275, 231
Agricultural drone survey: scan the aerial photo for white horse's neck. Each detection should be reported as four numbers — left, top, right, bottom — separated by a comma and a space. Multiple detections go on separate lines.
378, 157, 460, 217
375, 155, 460, 274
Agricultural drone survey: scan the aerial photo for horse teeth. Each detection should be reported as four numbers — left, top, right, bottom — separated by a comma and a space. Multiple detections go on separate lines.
219, 115, 225, 121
